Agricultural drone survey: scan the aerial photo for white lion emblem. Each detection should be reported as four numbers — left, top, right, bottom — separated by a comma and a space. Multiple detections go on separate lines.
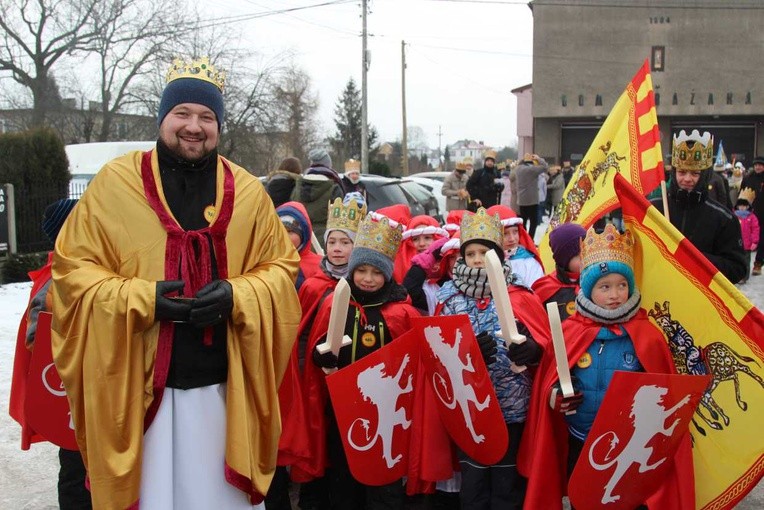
425, 325, 491, 443
588, 385, 691, 504
347, 354, 413, 468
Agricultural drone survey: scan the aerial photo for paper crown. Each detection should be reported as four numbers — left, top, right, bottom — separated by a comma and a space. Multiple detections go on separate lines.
462, 157, 474, 166
166, 57, 226, 91
738, 187, 756, 204
354, 213, 404, 260
484, 150, 497, 160
580, 224, 635, 270
672, 130, 714, 172
460, 208, 503, 250
344, 158, 361, 172
497, 162, 507, 170
326, 197, 367, 234
455, 160, 468, 170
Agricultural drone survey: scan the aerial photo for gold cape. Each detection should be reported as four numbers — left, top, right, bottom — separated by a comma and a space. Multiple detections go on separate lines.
51, 149, 300, 509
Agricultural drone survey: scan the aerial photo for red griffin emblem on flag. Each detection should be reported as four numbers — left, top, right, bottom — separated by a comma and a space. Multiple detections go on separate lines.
326, 329, 418, 486
24, 312, 78, 450
568, 371, 711, 510
413, 315, 508, 464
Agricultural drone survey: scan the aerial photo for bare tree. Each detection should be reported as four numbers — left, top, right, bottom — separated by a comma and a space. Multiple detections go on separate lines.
274, 65, 319, 163
0, 0, 121, 126
85, 0, 191, 141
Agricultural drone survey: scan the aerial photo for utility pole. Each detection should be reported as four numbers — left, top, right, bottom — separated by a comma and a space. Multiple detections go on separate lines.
437, 125, 443, 171
401, 40, 409, 176
361, 0, 369, 174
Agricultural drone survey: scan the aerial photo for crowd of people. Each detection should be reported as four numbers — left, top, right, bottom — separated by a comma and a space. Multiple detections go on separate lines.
7, 57, 763, 510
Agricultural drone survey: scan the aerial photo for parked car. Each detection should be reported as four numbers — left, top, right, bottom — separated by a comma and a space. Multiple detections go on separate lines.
408, 176, 446, 220
411, 171, 450, 183
360, 175, 442, 222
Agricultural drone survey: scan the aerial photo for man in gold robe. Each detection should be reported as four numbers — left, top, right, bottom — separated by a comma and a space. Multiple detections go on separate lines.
50, 57, 301, 510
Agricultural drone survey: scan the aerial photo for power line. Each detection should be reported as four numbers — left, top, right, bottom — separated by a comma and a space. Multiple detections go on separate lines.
194, 0, 356, 31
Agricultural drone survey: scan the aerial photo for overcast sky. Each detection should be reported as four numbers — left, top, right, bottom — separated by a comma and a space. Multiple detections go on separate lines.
208, 0, 535, 150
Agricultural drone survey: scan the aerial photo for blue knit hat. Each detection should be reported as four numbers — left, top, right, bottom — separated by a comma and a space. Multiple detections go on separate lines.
157, 78, 224, 129
580, 261, 635, 300
42, 198, 78, 243
348, 214, 403, 282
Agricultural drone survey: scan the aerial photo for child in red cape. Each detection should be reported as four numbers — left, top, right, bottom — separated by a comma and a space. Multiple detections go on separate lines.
519, 224, 694, 510
486, 204, 545, 288
297, 213, 420, 508
532, 222, 587, 322
394, 214, 449, 284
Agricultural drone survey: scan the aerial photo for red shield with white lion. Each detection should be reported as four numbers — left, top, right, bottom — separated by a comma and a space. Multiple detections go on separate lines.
326, 329, 418, 486
24, 312, 78, 450
568, 371, 711, 510
412, 315, 507, 464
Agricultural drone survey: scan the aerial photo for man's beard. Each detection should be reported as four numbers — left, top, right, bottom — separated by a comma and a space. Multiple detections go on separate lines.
160, 132, 214, 162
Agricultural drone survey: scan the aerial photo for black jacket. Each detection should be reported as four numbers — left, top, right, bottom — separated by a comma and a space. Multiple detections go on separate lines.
466, 165, 502, 208
651, 170, 747, 284
741, 170, 764, 219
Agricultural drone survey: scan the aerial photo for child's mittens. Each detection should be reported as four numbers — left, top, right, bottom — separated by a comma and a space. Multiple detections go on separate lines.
312, 344, 339, 369
475, 331, 498, 366
411, 237, 449, 277
549, 380, 584, 413
506, 322, 543, 366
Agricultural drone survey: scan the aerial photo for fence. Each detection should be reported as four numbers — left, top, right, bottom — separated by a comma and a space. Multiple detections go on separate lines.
13, 183, 79, 254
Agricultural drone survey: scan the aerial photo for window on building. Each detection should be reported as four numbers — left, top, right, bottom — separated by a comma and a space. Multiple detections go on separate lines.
651, 46, 665, 72
578, 95, 584, 106
595, 95, 602, 106
561, 95, 567, 107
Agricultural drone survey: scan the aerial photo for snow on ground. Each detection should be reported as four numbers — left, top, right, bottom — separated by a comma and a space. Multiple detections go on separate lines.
1, 271, 763, 509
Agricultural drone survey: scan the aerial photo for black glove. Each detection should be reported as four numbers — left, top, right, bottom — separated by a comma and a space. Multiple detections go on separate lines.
155, 280, 193, 322
549, 378, 584, 414
312, 344, 339, 369
475, 331, 497, 366
506, 322, 543, 366
188, 280, 233, 328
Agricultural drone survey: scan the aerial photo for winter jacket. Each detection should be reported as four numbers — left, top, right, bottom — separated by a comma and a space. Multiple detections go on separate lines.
276, 202, 322, 290
546, 172, 565, 208
736, 210, 760, 251
566, 325, 644, 440
509, 247, 544, 288
290, 166, 344, 244
510, 158, 548, 206
651, 171, 747, 284
466, 166, 503, 208
441, 170, 469, 211
265, 170, 299, 208
708, 171, 732, 210
438, 280, 532, 423
741, 169, 764, 222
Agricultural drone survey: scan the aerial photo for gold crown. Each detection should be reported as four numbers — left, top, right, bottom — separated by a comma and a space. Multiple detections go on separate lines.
166, 57, 226, 91
484, 150, 497, 160
460, 207, 503, 250
672, 130, 714, 172
355, 214, 403, 260
326, 197, 367, 234
580, 224, 635, 270
497, 162, 507, 170
455, 160, 468, 170
738, 187, 756, 204
344, 159, 361, 172
462, 157, 474, 166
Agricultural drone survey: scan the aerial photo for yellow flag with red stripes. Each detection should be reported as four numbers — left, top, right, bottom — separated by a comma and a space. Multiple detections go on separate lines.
539, 60, 664, 270
615, 173, 764, 509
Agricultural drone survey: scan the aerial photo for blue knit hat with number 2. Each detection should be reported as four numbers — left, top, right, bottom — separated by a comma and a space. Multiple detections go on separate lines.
157, 58, 225, 130
579, 224, 636, 299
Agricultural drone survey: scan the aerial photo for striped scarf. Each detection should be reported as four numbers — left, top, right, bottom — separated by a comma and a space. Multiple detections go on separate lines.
452, 258, 514, 298
575, 289, 642, 325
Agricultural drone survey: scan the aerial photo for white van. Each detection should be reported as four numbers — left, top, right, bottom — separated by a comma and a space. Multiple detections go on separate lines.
67, 141, 155, 197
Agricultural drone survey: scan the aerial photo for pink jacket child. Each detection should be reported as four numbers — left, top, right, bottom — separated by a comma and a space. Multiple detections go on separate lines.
736, 209, 760, 251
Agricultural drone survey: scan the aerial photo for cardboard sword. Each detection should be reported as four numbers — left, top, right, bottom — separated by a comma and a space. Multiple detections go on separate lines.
316, 277, 352, 374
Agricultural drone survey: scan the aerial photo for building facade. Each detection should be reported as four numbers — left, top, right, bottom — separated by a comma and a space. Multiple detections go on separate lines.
530, 0, 764, 166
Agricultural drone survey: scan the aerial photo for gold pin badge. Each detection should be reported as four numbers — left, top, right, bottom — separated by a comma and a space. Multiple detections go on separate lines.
565, 301, 576, 316
576, 352, 592, 368
204, 205, 216, 223
361, 331, 376, 348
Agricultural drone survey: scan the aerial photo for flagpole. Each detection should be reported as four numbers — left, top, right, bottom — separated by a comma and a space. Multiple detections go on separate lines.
660, 181, 670, 222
